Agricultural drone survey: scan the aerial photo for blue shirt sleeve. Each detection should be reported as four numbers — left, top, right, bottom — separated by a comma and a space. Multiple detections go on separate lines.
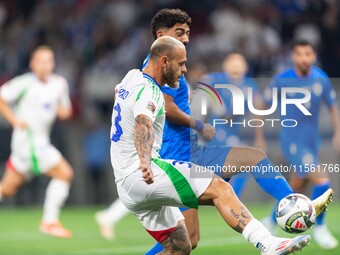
161, 84, 177, 98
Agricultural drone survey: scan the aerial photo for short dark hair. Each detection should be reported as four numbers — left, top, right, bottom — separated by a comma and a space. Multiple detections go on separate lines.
292, 40, 316, 51
151, 9, 191, 40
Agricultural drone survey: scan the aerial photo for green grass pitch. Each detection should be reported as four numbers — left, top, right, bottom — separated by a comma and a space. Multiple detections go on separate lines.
0, 204, 339, 255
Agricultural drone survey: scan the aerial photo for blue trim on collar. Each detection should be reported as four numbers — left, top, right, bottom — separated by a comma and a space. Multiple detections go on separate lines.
143, 73, 161, 88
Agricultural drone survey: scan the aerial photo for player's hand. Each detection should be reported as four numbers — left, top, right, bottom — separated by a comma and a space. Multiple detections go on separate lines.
57, 105, 72, 120
332, 131, 340, 154
200, 123, 215, 142
140, 162, 154, 185
12, 119, 27, 130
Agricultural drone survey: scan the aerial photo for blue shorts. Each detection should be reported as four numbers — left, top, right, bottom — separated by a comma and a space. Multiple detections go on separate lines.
190, 135, 232, 176
280, 135, 320, 178
178, 135, 232, 212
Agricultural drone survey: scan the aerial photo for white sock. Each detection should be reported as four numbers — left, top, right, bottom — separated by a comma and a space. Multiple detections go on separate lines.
242, 219, 273, 252
42, 179, 70, 223
104, 199, 130, 226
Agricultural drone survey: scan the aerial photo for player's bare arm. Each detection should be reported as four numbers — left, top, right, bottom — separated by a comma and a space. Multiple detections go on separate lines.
57, 105, 72, 120
0, 96, 27, 129
164, 94, 215, 141
134, 114, 154, 184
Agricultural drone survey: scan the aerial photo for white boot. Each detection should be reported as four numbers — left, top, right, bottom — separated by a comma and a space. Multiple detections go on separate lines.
95, 211, 115, 241
261, 235, 311, 255
313, 225, 338, 250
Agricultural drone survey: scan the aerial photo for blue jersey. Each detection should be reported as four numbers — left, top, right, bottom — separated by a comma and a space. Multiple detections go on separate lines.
142, 54, 191, 161
205, 72, 260, 146
265, 66, 336, 171
265, 66, 336, 143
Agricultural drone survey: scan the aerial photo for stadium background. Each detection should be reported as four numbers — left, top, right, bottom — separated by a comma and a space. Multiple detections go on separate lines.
0, 0, 340, 254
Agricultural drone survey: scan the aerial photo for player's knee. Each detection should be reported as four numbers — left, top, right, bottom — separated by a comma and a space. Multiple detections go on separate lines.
64, 168, 74, 182
213, 178, 234, 198
59, 166, 74, 182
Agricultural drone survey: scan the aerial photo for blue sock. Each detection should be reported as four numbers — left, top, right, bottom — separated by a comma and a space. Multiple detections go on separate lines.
312, 182, 330, 226
231, 173, 249, 197
252, 158, 293, 201
144, 243, 163, 255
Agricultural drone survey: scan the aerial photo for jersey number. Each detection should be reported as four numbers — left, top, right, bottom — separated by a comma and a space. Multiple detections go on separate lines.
111, 103, 123, 142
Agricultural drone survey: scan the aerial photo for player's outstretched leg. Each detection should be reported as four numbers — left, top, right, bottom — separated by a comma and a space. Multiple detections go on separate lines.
199, 177, 311, 254
0, 164, 25, 200
41, 157, 73, 238
222, 147, 294, 201
95, 198, 130, 240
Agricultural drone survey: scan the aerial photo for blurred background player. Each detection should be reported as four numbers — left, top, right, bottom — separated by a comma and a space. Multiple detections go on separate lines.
0, 46, 73, 238
262, 40, 340, 249
199, 52, 266, 197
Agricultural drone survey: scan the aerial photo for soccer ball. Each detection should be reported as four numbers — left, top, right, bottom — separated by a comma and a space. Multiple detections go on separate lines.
276, 193, 316, 233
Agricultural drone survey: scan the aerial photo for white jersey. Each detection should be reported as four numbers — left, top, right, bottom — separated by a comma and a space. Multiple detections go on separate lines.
110, 69, 165, 182
0, 72, 71, 150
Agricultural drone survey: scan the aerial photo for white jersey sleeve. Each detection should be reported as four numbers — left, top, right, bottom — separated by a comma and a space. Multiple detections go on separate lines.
133, 84, 163, 123
0, 74, 30, 103
110, 69, 165, 182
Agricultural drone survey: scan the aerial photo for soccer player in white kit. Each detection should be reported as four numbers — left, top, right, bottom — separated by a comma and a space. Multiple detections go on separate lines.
0, 46, 73, 238
110, 36, 311, 255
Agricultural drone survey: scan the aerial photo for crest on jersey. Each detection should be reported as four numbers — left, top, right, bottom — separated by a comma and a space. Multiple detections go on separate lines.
147, 101, 156, 114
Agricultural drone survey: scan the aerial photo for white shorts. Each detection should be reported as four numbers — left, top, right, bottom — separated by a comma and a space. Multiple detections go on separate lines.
7, 142, 61, 177
117, 158, 213, 242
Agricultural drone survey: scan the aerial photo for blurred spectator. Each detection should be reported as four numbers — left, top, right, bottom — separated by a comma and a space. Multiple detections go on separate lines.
0, 0, 339, 115
83, 106, 110, 204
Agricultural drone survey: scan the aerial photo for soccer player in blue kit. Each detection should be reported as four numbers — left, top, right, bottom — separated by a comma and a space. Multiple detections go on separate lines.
262, 40, 340, 249
201, 52, 266, 197
143, 10, 333, 254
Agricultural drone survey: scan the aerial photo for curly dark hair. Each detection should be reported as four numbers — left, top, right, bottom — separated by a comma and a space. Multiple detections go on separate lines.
292, 39, 316, 51
151, 9, 191, 40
